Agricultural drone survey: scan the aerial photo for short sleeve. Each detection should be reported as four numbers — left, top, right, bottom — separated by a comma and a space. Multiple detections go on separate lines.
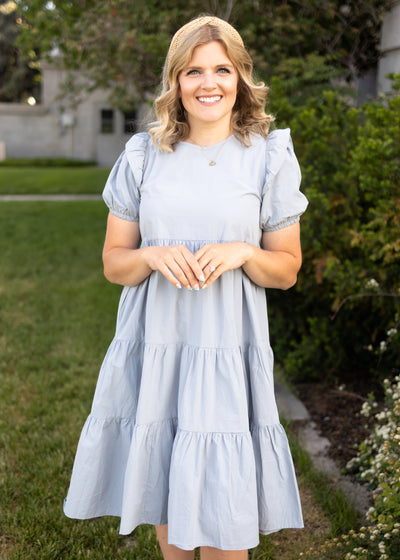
102, 132, 149, 222
260, 129, 308, 232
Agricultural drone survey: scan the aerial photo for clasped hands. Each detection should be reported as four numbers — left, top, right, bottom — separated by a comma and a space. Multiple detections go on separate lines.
145, 242, 254, 290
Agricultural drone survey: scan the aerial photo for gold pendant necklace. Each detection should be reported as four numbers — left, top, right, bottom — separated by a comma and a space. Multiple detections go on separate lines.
201, 137, 229, 166
187, 137, 230, 166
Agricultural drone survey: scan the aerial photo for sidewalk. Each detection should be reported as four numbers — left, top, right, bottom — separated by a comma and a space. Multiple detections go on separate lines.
275, 381, 371, 515
0, 194, 102, 201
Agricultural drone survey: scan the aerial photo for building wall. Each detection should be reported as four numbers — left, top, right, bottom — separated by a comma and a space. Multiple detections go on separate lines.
0, 61, 149, 166
378, 0, 400, 93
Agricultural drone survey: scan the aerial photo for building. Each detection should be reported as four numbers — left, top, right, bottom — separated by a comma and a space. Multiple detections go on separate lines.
0, 60, 150, 166
378, 0, 400, 93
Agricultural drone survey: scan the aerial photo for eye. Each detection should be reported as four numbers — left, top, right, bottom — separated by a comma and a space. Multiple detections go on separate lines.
186, 69, 200, 76
217, 67, 231, 74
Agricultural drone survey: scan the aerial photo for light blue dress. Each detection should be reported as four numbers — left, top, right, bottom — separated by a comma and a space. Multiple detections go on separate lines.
64, 129, 308, 551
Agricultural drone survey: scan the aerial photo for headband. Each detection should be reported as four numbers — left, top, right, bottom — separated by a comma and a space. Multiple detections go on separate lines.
167, 16, 244, 61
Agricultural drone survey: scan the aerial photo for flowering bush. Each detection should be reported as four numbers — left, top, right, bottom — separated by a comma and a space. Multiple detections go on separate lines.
299, 375, 400, 559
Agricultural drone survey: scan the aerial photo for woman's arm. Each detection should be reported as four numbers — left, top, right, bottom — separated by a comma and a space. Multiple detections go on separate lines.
194, 222, 303, 290
102, 213, 205, 289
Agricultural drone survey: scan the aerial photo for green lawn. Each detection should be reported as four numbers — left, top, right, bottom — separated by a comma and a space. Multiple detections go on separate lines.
0, 202, 164, 559
0, 201, 357, 559
0, 202, 274, 559
0, 167, 110, 195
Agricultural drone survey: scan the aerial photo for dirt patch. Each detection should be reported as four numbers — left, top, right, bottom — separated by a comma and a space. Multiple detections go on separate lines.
294, 382, 376, 469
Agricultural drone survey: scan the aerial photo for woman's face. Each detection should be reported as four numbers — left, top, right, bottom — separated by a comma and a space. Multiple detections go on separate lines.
178, 40, 238, 135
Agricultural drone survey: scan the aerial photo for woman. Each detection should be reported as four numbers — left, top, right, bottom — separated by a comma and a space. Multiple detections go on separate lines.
64, 15, 308, 560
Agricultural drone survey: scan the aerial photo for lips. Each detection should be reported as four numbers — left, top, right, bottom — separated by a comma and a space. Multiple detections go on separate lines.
197, 95, 222, 104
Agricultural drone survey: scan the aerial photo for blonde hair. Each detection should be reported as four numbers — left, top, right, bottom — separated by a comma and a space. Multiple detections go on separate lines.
149, 16, 274, 152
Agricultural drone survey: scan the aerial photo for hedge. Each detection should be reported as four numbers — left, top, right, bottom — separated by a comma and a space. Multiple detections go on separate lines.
268, 75, 400, 385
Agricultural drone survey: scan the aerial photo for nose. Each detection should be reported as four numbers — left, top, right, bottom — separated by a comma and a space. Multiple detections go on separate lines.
201, 70, 216, 90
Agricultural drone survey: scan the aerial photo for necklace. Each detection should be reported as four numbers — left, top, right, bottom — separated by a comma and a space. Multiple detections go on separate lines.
188, 137, 230, 166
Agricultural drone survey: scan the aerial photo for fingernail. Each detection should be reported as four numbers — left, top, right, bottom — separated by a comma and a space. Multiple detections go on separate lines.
187, 287, 193, 291
199, 274, 205, 282
176, 282, 182, 289
201, 284, 208, 290
194, 284, 199, 291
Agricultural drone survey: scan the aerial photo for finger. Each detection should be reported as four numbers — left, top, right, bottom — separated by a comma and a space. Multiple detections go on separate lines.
181, 249, 206, 284
193, 244, 209, 259
158, 263, 184, 289
201, 266, 223, 289
203, 262, 218, 282
173, 252, 202, 290
196, 253, 218, 281
196, 244, 217, 262
194, 244, 214, 267
150, 246, 202, 290
164, 255, 198, 290
165, 245, 206, 290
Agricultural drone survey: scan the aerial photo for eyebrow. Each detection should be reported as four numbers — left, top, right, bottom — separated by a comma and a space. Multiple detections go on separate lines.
185, 62, 235, 71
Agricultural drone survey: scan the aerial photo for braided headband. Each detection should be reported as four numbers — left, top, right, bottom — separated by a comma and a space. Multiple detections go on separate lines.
167, 16, 244, 61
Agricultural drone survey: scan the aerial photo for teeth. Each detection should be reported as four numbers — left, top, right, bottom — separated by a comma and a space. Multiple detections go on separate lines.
198, 96, 221, 103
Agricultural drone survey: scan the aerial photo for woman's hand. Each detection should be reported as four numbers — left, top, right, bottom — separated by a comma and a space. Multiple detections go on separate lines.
103, 214, 205, 289
145, 244, 206, 290
194, 242, 254, 288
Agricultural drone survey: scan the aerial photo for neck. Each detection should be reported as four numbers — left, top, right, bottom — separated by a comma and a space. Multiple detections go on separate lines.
186, 121, 232, 147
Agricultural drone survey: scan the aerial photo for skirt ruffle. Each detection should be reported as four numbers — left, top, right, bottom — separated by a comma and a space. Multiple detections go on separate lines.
64, 339, 303, 550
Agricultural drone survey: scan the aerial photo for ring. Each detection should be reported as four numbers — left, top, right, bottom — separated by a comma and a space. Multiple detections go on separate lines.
209, 265, 216, 272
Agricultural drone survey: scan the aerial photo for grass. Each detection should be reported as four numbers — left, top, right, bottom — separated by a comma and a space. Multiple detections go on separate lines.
0, 167, 110, 195
0, 200, 360, 559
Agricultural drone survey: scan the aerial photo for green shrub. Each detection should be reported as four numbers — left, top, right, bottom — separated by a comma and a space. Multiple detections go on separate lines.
268, 76, 400, 384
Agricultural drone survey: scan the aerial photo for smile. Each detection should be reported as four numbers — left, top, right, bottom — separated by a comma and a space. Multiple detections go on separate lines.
197, 96, 222, 104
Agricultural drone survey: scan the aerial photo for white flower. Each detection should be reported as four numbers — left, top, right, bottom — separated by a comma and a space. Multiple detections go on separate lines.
366, 278, 379, 289
376, 411, 388, 420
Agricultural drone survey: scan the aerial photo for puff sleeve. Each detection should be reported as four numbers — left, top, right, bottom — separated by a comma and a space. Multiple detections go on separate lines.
260, 129, 308, 232
102, 132, 148, 221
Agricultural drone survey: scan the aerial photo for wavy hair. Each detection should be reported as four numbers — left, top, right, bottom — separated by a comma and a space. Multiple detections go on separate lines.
149, 20, 274, 152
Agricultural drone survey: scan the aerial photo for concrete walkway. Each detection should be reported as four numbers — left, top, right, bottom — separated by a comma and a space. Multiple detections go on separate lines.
0, 194, 102, 201
275, 381, 371, 516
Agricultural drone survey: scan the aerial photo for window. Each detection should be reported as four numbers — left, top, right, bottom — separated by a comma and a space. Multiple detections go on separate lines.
100, 109, 114, 133
123, 110, 138, 134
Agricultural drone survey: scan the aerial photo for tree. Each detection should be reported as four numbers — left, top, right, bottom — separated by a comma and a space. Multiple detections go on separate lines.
0, 0, 39, 102
15, 0, 393, 110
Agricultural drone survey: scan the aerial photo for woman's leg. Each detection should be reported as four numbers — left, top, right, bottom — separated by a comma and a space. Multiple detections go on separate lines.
200, 547, 248, 560
155, 525, 195, 560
